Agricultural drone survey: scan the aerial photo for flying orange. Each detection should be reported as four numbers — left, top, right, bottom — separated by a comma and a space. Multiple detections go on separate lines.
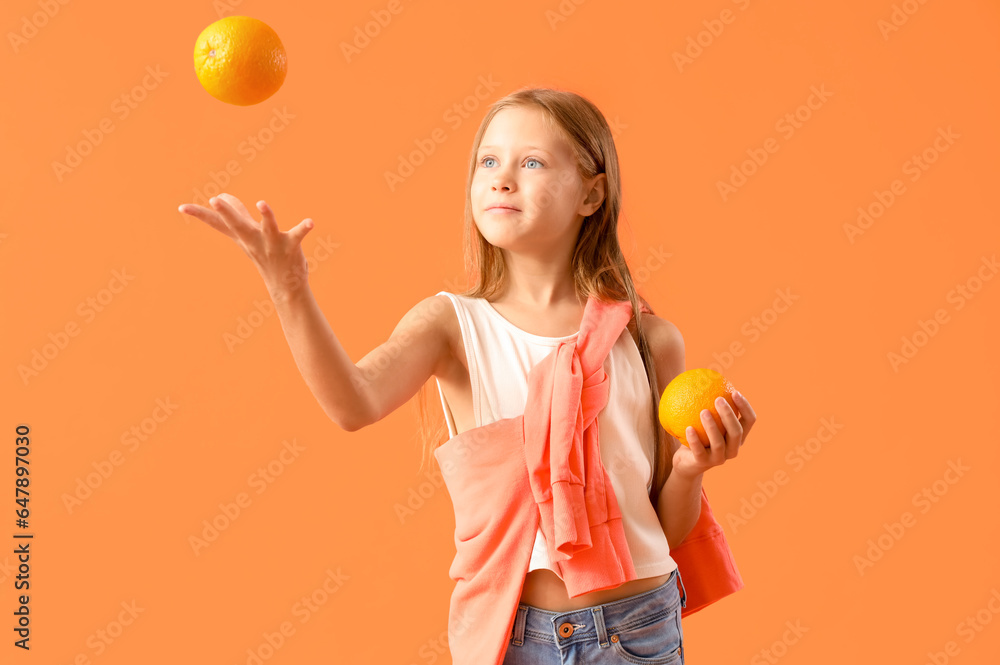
193, 16, 287, 106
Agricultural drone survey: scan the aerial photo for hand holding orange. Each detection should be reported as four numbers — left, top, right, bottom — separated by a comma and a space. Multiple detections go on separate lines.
193, 16, 287, 106
658, 368, 739, 448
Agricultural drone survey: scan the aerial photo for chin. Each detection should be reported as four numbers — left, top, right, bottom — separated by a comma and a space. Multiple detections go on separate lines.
476, 228, 516, 251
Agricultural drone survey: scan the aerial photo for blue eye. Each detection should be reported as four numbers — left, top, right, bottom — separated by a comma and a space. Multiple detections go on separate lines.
478, 156, 545, 168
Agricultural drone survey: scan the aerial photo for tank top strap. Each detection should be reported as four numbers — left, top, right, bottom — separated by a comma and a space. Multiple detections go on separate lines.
434, 290, 487, 435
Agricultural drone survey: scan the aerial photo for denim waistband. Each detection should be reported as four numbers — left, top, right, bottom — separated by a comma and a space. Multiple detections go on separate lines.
511, 567, 687, 647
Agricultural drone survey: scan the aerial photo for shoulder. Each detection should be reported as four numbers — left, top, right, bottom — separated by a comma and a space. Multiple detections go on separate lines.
427, 293, 459, 350
629, 311, 685, 393
395, 294, 459, 377
401, 294, 455, 331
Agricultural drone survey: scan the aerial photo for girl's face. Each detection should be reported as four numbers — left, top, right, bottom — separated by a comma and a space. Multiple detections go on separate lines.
471, 106, 604, 255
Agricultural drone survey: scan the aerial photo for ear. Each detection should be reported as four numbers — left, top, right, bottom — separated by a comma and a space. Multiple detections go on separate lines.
580, 172, 607, 216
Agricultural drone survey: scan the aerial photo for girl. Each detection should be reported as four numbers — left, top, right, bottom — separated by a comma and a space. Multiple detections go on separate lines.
178, 86, 756, 665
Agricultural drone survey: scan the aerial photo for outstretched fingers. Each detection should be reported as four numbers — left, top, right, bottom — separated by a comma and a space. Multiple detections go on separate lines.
178, 203, 237, 241
288, 216, 315, 245
257, 200, 280, 238
257, 200, 313, 245
210, 196, 256, 238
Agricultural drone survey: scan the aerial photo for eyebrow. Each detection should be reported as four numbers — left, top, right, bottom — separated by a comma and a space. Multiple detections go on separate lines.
478, 145, 554, 157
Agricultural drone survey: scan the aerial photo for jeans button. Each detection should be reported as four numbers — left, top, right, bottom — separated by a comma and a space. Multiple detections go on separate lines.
558, 622, 574, 638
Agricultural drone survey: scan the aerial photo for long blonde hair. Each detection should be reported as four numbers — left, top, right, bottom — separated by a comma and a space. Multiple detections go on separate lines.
413, 86, 670, 505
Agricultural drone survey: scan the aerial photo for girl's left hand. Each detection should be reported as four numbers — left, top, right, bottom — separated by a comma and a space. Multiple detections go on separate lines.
671, 391, 757, 480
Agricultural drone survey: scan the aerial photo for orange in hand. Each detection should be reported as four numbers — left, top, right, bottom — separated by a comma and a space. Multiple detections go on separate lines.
658, 368, 738, 447
193, 16, 287, 106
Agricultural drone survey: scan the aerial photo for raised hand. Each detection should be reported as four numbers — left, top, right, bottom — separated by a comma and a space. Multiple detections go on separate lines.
178, 193, 315, 300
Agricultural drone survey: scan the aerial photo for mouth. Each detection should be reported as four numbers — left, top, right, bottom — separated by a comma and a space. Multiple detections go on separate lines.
486, 206, 520, 212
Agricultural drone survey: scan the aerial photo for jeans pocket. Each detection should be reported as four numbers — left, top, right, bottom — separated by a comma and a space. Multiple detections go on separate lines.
608, 607, 683, 664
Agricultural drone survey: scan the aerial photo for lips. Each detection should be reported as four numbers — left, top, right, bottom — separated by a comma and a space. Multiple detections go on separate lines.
487, 205, 520, 211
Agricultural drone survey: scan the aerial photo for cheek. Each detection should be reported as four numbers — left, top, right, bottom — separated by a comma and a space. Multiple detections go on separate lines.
525, 182, 571, 217
471, 177, 494, 202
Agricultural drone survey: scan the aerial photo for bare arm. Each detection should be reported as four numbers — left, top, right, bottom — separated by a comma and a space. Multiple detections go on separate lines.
659, 451, 703, 550
272, 290, 451, 432
268, 285, 365, 430
642, 314, 703, 548
178, 193, 451, 433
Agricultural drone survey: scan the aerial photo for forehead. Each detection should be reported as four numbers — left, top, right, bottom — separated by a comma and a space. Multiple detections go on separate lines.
479, 106, 572, 159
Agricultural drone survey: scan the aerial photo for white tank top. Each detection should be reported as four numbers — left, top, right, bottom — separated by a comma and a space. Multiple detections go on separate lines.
432, 291, 678, 580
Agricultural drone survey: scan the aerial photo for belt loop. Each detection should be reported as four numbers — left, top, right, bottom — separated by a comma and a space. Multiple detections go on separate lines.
591, 606, 610, 647
512, 605, 528, 646
675, 568, 687, 609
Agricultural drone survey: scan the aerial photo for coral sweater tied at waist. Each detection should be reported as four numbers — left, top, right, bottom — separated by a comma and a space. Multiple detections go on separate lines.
522, 296, 637, 587
433, 295, 744, 665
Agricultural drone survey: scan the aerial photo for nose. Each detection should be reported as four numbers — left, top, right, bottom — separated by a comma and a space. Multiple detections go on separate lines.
491, 167, 516, 192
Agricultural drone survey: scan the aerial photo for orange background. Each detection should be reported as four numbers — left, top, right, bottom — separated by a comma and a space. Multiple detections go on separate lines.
3, 0, 999, 662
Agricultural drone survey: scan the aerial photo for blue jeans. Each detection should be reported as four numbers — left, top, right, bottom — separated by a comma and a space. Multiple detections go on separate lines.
502, 567, 688, 664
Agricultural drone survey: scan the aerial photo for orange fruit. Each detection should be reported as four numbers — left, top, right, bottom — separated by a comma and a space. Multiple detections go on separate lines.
658, 368, 738, 447
193, 16, 287, 106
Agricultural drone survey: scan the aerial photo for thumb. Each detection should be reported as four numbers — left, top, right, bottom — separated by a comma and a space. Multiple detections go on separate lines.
288, 217, 315, 245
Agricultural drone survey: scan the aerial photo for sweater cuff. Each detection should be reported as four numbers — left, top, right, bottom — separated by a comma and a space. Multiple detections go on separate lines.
538, 480, 592, 561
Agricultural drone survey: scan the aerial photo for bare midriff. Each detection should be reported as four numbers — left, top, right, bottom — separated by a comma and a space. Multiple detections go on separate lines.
519, 568, 674, 612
